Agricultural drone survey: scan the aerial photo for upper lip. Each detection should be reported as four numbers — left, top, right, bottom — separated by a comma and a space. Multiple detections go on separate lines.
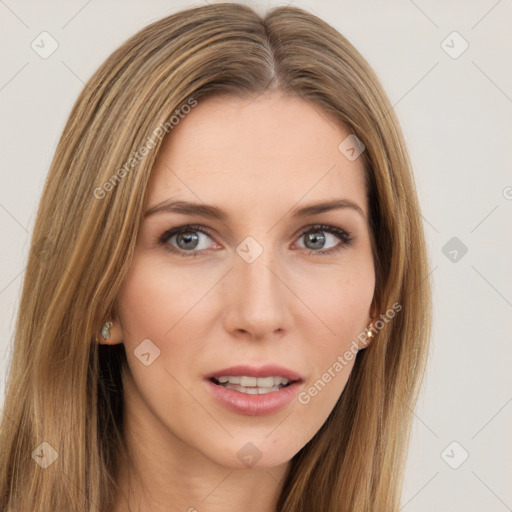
205, 364, 303, 382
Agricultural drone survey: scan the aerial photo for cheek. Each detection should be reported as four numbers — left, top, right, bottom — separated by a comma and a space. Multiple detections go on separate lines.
300, 259, 375, 341
115, 259, 208, 420
117, 257, 209, 343
295, 259, 374, 386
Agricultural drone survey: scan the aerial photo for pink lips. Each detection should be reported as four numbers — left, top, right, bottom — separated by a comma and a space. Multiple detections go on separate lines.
204, 364, 304, 416
205, 364, 302, 381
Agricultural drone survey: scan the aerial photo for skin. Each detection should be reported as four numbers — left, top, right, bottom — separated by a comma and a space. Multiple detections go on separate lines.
109, 90, 376, 512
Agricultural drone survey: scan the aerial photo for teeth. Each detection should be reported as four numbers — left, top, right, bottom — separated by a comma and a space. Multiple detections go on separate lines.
240, 376, 257, 387
217, 376, 236, 383
220, 383, 283, 394
215, 376, 291, 387
212, 376, 294, 394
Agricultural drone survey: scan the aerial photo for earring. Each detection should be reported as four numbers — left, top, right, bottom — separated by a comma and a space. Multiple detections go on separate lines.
97, 321, 113, 345
358, 324, 374, 353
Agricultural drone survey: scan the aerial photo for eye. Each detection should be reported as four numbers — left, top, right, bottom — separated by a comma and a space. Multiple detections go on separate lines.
158, 224, 218, 257
296, 224, 353, 255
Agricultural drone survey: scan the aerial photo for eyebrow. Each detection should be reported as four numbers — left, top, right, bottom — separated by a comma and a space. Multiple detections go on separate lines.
143, 198, 365, 220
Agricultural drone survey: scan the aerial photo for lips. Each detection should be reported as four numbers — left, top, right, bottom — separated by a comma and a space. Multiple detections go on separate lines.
204, 364, 303, 382
204, 364, 304, 415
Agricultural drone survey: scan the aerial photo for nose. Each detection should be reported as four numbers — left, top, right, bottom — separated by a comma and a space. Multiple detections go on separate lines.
222, 244, 293, 340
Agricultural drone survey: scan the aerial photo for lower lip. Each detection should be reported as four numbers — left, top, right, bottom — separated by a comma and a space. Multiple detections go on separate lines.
205, 379, 302, 416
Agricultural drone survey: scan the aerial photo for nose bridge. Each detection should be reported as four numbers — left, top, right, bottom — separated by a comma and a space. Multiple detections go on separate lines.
224, 236, 291, 337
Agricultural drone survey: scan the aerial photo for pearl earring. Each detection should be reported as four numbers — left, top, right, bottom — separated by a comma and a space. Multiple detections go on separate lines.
97, 321, 114, 345
101, 321, 113, 340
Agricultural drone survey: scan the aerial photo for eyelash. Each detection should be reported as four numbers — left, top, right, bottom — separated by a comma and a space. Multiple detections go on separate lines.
157, 223, 354, 258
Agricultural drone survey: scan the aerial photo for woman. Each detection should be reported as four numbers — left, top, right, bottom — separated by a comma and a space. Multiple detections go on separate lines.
0, 3, 431, 511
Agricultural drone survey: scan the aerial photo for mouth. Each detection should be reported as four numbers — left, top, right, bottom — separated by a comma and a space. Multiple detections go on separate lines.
204, 365, 304, 416
209, 375, 297, 395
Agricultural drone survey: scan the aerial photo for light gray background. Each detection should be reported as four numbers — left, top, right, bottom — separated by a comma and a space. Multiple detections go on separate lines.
1, 1, 511, 510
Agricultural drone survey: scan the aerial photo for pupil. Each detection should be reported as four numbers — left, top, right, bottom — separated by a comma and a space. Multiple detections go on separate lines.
305, 231, 325, 250
177, 231, 199, 250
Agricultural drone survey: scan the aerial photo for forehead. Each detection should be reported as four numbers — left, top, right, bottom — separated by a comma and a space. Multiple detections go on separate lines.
147, 91, 368, 217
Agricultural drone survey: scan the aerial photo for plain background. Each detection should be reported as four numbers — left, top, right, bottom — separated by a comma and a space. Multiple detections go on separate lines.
1, 1, 511, 510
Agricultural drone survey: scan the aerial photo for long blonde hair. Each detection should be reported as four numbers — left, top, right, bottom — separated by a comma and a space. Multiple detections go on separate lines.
0, 3, 431, 511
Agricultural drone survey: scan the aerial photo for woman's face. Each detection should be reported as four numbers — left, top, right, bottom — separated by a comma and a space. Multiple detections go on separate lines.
115, 91, 375, 470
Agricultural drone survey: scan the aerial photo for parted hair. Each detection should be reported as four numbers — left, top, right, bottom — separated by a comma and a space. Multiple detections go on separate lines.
0, 3, 431, 511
